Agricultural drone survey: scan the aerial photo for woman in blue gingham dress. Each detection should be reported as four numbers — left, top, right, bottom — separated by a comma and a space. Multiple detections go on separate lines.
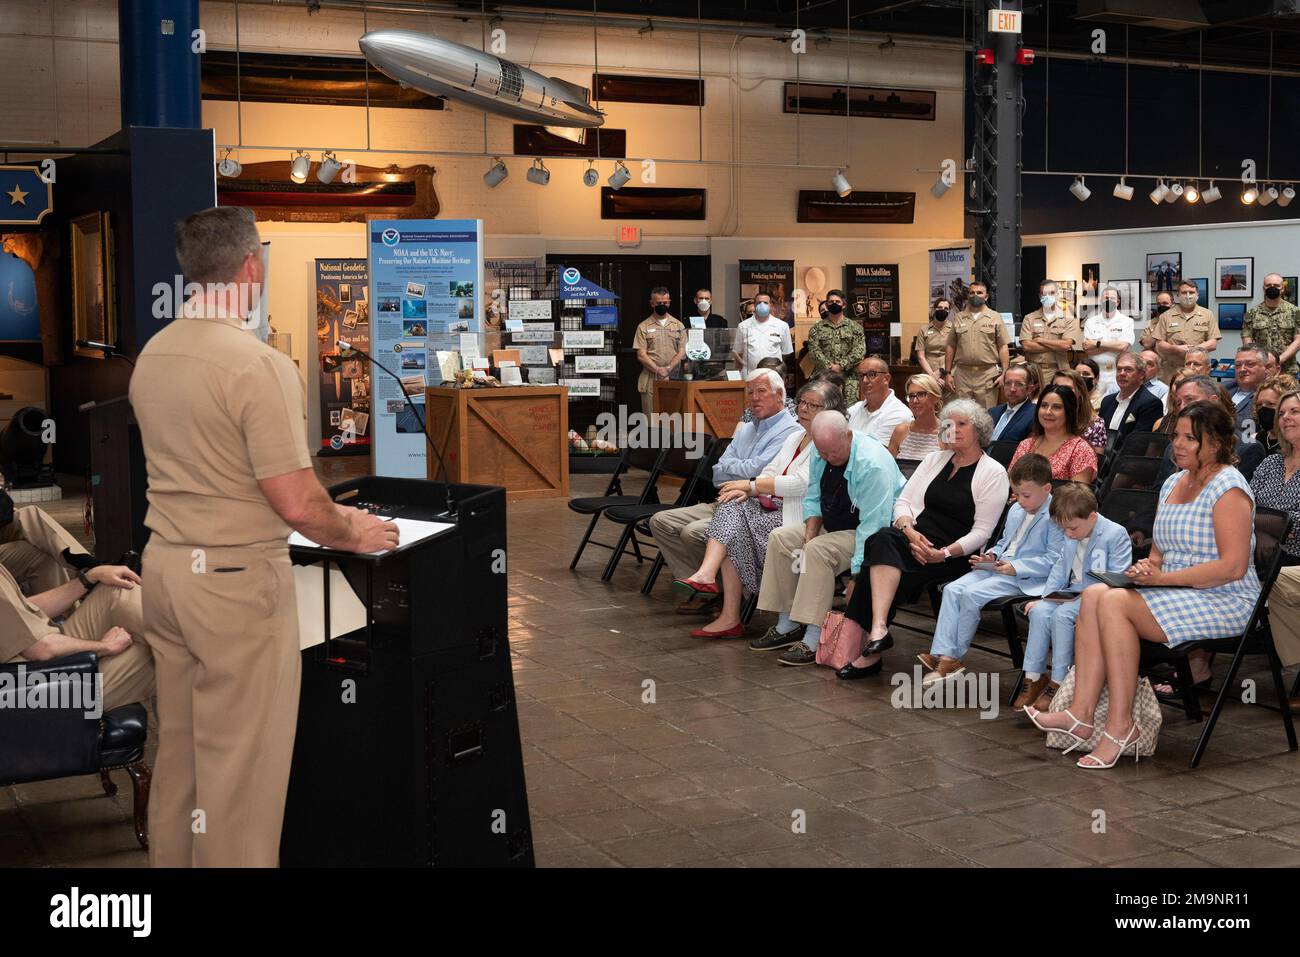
1140, 467, 1262, 644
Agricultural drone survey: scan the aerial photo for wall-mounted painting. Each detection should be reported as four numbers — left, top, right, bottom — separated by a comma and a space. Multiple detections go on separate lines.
70, 211, 116, 359
1106, 279, 1141, 317
1145, 252, 1181, 296
1218, 302, 1246, 330
1215, 257, 1253, 298
1284, 276, 1298, 307
1189, 277, 1209, 307
1080, 263, 1101, 303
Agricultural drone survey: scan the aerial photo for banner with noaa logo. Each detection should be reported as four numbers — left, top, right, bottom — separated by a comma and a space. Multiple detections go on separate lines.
557, 265, 617, 300
369, 219, 483, 478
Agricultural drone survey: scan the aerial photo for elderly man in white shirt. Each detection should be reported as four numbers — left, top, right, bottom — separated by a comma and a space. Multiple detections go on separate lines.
846, 355, 912, 445
732, 293, 793, 376
1080, 285, 1136, 396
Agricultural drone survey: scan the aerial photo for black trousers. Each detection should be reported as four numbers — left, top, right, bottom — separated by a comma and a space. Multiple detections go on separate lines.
844, 527, 970, 629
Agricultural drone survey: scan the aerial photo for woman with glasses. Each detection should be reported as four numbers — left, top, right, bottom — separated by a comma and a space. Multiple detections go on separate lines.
888, 374, 944, 459
674, 380, 846, 638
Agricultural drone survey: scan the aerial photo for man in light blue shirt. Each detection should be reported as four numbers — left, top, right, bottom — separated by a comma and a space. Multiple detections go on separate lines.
649, 369, 801, 607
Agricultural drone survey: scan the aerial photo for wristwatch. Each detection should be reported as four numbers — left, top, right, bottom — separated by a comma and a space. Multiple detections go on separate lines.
77, 569, 96, 592
941, 547, 952, 560
749, 479, 757, 496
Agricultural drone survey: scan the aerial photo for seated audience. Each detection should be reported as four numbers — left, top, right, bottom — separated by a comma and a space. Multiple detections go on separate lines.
920, 453, 1063, 685
650, 369, 801, 611
1010, 385, 1098, 483
1074, 357, 1103, 412
1153, 366, 1195, 433
1230, 345, 1270, 442
987, 364, 1036, 444
1051, 369, 1106, 457
1099, 353, 1162, 440
750, 411, 904, 665
836, 400, 1010, 678
1139, 349, 1170, 403
1016, 483, 1132, 710
1241, 374, 1297, 455
0, 503, 97, 593
1184, 348, 1211, 377
675, 380, 840, 637
888, 374, 944, 459
847, 355, 913, 445
740, 357, 798, 422
1156, 375, 1263, 483
1027, 402, 1260, 769
1250, 388, 1300, 568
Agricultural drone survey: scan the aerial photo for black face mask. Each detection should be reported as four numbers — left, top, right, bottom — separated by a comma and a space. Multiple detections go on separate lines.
1081, 376, 1095, 390
1266, 286, 1283, 300
826, 301, 844, 315
1104, 299, 1118, 313
1259, 407, 1277, 433
653, 303, 669, 316
933, 309, 949, 321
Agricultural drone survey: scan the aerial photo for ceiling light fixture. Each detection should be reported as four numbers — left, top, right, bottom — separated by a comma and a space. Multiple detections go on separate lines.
316, 151, 343, 184
483, 157, 508, 188
289, 150, 311, 184
217, 150, 241, 178
1069, 176, 1091, 202
1113, 177, 1133, 201
582, 161, 599, 187
1242, 184, 1259, 204
525, 159, 550, 186
1202, 181, 1221, 204
1184, 182, 1199, 203
1280, 186, 1295, 208
832, 168, 852, 197
1164, 182, 1183, 203
608, 160, 631, 190
1149, 180, 1169, 204
1259, 184, 1279, 207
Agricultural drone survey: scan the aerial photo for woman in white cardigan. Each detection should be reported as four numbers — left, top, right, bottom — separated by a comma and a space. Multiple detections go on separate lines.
676, 380, 845, 638
837, 398, 1011, 677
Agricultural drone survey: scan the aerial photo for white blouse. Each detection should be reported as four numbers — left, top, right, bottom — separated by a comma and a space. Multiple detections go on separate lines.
760, 429, 815, 527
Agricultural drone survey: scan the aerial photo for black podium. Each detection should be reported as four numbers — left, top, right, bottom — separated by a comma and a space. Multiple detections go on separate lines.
280, 476, 533, 867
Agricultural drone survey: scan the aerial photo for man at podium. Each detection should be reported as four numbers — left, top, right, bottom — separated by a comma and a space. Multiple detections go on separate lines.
130, 206, 396, 868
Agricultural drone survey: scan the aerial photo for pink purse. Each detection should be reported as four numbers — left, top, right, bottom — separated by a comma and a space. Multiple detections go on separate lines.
814, 611, 864, 669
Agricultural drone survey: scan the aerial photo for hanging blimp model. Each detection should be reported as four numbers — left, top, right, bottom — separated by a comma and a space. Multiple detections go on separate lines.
358, 29, 604, 140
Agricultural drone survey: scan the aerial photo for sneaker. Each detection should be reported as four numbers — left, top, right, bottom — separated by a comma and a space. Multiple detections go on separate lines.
1030, 680, 1060, 712
776, 643, 818, 666
920, 657, 966, 686
748, 624, 805, 652
1013, 673, 1052, 711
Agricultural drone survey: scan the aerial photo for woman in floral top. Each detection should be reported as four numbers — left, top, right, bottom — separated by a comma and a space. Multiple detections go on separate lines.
1009, 385, 1098, 483
1051, 370, 1107, 459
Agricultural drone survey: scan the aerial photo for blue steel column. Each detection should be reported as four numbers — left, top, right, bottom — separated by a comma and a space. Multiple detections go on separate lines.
118, 0, 202, 128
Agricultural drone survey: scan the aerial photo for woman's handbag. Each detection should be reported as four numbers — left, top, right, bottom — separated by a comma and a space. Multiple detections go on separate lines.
814, 610, 864, 669
1046, 666, 1162, 756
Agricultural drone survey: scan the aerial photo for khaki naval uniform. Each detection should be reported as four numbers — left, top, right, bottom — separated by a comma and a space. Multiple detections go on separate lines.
1019, 307, 1079, 378
632, 315, 686, 415
946, 307, 1009, 409
913, 322, 952, 393
1142, 305, 1219, 382
0, 505, 91, 594
130, 304, 310, 868
1243, 299, 1300, 376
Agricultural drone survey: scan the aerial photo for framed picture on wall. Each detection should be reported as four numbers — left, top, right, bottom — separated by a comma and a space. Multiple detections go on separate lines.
1054, 279, 1077, 310
1190, 277, 1209, 307
1215, 257, 1253, 298
1106, 279, 1141, 316
1218, 302, 1246, 330
1284, 277, 1298, 307
70, 211, 117, 359
1145, 253, 1182, 297
1080, 263, 1101, 301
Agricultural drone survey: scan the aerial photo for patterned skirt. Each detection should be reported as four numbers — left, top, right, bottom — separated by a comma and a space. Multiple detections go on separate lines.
706, 498, 785, 595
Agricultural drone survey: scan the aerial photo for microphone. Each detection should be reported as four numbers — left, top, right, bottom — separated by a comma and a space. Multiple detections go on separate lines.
336, 338, 454, 517
76, 339, 135, 366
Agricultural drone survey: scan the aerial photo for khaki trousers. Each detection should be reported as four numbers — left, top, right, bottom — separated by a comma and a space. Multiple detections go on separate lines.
142, 540, 300, 868
0, 506, 88, 593
953, 364, 1001, 410
757, 525, 857, 626
1265, 566, 1300, 667
640, 389, 656, 415
60, 582, 154, 712
648, 503, 716, 580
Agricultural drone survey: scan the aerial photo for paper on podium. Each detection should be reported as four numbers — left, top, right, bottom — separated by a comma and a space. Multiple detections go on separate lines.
295, 565, 368, 651
288, 517, 454, 556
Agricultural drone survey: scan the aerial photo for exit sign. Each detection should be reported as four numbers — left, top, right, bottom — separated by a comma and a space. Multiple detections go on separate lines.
616, 225, 641, 247
987, 8, 1022, 33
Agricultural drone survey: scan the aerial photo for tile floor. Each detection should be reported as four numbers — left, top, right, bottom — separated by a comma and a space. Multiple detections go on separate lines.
4, 467, 1300, 867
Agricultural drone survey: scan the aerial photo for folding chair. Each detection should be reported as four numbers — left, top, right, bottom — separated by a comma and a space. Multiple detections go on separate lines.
568, 445, 666, 570
1117, 430, 1171, 460
986, 440, 1019, 469
1096, 454, 1163, 502
638, 436, 731, 594
897, 458, 922, 479
1141, 507, 1297, 768
600, 435, 718, 584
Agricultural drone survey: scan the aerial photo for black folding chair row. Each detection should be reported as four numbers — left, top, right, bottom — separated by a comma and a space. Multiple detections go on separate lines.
1096, 454, 1163, 502
635, 437, 732, 593
1098, 430, 1171, 485
568, 444, 665, 571
986, 440, 1019, 469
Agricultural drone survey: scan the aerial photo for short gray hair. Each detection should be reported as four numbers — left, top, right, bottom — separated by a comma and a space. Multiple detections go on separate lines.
1236, 344, 1270, 364
747, 367, 786, 396
797, 379, 847, 417
175, 206, 261, 286
940, 398, 994, 447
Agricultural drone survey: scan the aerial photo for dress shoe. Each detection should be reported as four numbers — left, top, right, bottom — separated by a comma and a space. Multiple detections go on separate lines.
673, 577, 719, 599
1012, 673, 1052, 711
917, 652, 940, 672
863, 631, 894, 655
1031, 680, 1060, 712
921, 657, 966, 686
748, 624, 805, 652
62, 548, 101, 571
777, 643, 818, 666
691, 623, 745, 639
837, 657, 883, 680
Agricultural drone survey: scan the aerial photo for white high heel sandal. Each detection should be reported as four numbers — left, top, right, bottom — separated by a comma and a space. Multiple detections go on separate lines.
1025, 705, 1094, 754
1076, 724, 1142, 769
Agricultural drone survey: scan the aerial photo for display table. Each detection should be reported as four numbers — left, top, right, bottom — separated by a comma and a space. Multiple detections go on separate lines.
425, 386, 569, 500
654, 379, 747, 437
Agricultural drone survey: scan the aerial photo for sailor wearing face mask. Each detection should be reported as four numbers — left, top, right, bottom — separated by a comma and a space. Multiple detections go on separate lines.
807, 289, 866, 404
1080, 284, 1136, 397
944, 281, 1009, 410
634, 286, 687, 415
1141, 279, 1220, 382
692, 288, 728, 329
1243, 273, 1300, 377
1019, 279, 1079, 380
732, 293, 794, 378
914, 298, 954, 394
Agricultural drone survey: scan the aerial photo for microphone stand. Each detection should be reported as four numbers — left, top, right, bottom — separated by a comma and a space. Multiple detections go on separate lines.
75, 340, 134, 366
337, 340, 455, 518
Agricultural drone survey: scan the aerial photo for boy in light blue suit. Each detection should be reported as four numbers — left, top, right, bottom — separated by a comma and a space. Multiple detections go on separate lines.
921, 454, 1064, 685
1015, 481, 1133, 710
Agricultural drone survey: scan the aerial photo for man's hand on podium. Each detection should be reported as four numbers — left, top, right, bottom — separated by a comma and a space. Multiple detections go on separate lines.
345, 507, 400, 554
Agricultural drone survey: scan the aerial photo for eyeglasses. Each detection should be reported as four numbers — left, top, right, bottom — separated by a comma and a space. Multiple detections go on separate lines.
796, 399, 825, 411
859, 370, 889, 380
906, 392, 931, 402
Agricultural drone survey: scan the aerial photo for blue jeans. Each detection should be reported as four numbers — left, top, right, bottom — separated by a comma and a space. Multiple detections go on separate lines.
1024, 595, 1083, 682
928, 570, 1033, 661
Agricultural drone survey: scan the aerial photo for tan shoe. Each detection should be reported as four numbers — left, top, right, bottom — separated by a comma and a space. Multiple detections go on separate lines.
921, 657, 965, 686
917, 653, 940, 672
1013, 674, 1052, 711
1031, 680, 1060, 712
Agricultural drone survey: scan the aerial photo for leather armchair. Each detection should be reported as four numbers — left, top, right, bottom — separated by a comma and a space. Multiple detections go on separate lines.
0, 651, 151, 848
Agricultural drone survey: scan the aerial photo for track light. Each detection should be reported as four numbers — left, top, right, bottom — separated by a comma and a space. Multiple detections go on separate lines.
1259, 185, 1279, 207
483, 157, 508, 188
1069, 177, 1091, 202
289, 150, 311, 184
832, 168, 852, 197
582, 162, 599, 187
316, 151, 343, 184
1280, 186, 1295, 208
1149, 180, 1169, 204
525, 159, 550, 186
608, 160, 631, 190
1113, 177, 1133, 201
217, 150, 241, 178
931, 175, 951, 199
1242, 184, 1259, 204
1164, 182, 1183, 204
1184, 182, 1199, 203
1202, 181, 1222, 204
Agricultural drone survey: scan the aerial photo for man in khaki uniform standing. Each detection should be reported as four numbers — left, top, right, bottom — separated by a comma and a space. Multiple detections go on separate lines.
1243, 272, 1300, 376
130, 206, 397, 868
1019, 279, 1079, 380
944, 281, 1009, 409
1141, 279, 1220, 382
633, 286, 686, 415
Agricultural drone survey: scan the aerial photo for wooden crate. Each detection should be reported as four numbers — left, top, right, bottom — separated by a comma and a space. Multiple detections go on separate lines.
425, 386, 569, 500
653, 379, 747, 438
